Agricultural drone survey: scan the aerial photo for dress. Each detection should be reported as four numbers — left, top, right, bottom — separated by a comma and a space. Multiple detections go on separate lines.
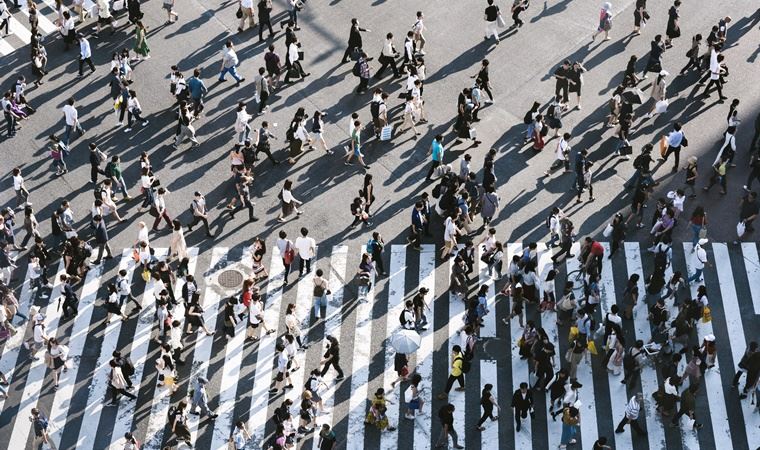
170, 227, 188, 260
134, 26, 150, 57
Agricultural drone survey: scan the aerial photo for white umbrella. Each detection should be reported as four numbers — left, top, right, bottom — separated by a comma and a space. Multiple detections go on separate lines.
389, 329, 421, 354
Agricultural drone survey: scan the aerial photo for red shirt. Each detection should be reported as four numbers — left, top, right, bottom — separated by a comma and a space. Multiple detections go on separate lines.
590, 241, 604, 256
242, 290, 252, 308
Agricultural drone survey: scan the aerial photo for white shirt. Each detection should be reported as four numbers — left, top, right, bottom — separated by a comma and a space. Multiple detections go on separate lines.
381, 39, 394, 57
443, 216, 457, 242
413, 18, 424, 33
709, 49, 719, 79
287, 43, 299, 64
13, 174, 23, 190
692, 245, 707, 270
556, 138, 569, 161
79, 38, 92, 59
62, 104, 79, 126
222, 48, 239, 68
137, 226, 149, 246
294, 236, 315, 259
117, 275, 131, 295
127, 97, 141, 112
235, 110, 251, 132
277, 352, 288, 372
233, 429, 247, 449
248, 301, 263, 324
406, 74, 419, 92
281, 189, 295, 204
404, 37, 413, 58
240, 0, 253, 8
34, 323, 47, 343
667, 130, 684, 148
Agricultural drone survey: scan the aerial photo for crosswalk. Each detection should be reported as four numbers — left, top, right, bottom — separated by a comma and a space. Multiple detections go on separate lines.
0, 241, 758, 450
0, 0, 97, 56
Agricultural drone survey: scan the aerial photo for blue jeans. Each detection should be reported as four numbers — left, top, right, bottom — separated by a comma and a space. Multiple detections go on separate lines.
690, 223, 702, 247
312, 294, 326, 318
238, 124, 250, 144
560, 423, 577, 444
64, 123, 84, 146
219, 66, 243, 82
525, 123, 534, 140
688, 268, 703, 283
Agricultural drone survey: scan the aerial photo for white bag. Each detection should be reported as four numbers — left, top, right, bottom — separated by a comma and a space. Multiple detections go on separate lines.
404, 386, 414, 403
112, 0, 124, 10
737, 221, 746, 237
496, 14, 506, 28
603, 223, 613, 238
469, 128, 477, 140
655, 99, 669, 114
380, 125, 392, 141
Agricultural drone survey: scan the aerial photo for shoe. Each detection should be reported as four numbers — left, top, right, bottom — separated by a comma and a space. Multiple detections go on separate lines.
123, 128, 132, 132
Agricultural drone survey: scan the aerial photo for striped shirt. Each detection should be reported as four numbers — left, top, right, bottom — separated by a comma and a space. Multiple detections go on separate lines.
624, 396, 641, 419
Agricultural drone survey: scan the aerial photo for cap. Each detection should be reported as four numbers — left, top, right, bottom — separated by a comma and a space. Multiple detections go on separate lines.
698, 238, 709, 246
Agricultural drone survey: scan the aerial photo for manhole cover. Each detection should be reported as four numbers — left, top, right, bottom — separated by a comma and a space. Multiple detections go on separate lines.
218, 269, 244, 289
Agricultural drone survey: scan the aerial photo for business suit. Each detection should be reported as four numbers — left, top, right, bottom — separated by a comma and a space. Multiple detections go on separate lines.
62, 280, 79, 319
511, 388, 534, 432
342, 23, 368, 63
93, 220, 113, 263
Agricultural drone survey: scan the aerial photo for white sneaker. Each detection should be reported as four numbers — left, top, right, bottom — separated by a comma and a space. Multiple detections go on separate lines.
405, 413, 415, 420
124, 128, 132, 132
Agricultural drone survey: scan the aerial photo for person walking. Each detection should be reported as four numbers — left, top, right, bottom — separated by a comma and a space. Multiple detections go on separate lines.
190, 376, 218, 418
62, 97, 85, 147
615, 393, 647, 435
670, 383, 702, 430
344, 119, 370, 169
31, 408, 53, 449
256, 0, 273, 41
219, 40, 245, 83
660, 122, 686, 172
91, 215, 113, 264
106, 359, 137, 406
125, 90, 149, 131
559, 406, 580, 449
664, 0, 681, 48
187, 68, 207, 118
591, 2, 613, 42
320, 335, 345, 380
284, 36, 309, 83
483, 0, 501, 45
435, 403, 464, 449
375, 33, 400, 79
425, 134, 444, 181
475, 383, 499, 431
76, 33, 96, 77
687, 238, 709, 283
173, 101, 200, 148
237, 0, 255, 33
294, 227, 315, 276
341, 18, 370, 64
511, 382, 534, 432
438, 345, 466, 399
188, 191, 213, 237
277, 180, 304, 223
133, 21, 150, 60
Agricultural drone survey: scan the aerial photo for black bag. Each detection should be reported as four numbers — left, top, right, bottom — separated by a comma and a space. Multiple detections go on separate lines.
458, 356, 472, 373
235, 6, 243, 18
121, 357, 135, 376
352, 61, 361, 77
399, 310, 407, 327
523, 110, 533, 125
619, 144, 633, 156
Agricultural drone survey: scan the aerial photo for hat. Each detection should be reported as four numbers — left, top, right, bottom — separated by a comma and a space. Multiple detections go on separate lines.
34, 313, 45, 322
197, 376, 209, 385
687, 156, 698, 164
659, 70, 670, 76
704, 334, 716, 342
603, 2, 612, 11
698, 238, 709, 246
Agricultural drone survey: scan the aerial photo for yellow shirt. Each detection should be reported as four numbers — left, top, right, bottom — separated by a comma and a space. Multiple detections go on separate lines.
451, 353, 464, 377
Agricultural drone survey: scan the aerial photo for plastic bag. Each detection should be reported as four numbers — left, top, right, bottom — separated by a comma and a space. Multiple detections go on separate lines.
603, 223, 613, 238
655, 99, 669, 114
737, 221, 746, 238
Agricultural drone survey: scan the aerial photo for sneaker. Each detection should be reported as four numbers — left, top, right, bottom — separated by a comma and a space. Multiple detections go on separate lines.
123, 128, 132, 132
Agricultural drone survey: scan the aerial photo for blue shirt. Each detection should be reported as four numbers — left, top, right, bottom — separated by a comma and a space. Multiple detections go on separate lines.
411, 207, 424, 229
431, 140, 444, 162
187, 77, 207, 100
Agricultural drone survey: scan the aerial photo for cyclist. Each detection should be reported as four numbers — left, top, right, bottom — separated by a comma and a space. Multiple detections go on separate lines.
580, 237, 604, 279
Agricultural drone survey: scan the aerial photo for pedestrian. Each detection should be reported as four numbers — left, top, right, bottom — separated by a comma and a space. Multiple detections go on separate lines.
162, 0, 178, 23
91, 215, 113, 264
106, 359, 137, 406
30, 408, 52, 449
151, 187, 172, 231
559, 406, 580, 448
592, 2, 613, 42
576, 161, 595, 202
62, 97, 85, 146
435, 403, 464, 449
133, 20, 150, 60
277, 179, 304, 222
412, 11, 426, 52
256, 0, 273, 41
312, 269, 328, 320
345, 120, 370, 169
284, 36, 309, 83
276, 230, 294, 285
510, 0, 529, 29
621, 340, 645, 385
238, 0, 255, 33
318, 424, 337, 450
173, 101, 200, 148
735, 191, 759, 244
341, 18, 370, 63
94, 0, 116, 36
438, 345, 466, 399
701, 51, 728, 102
375, 33, 400, 79
664, 0, 681, 48
643, 34, 665, 78
187, 68, 207, 118
632, 0, 648, 35
483, 0, 502, 45
354, 51, 372, 94
219, 40, 245, 83
293, 227, 315, 276
703, 155, 729, 194
230, 420, 251, 449
125, 90, 149, 131
166, 401, 192, 448
320, 335, 345, 380
511, 382, 534, 432
615, 393, 646, 435
365, 388, 396, 431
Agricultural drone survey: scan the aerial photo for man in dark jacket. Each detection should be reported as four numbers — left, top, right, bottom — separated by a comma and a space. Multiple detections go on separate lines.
511, 382, 534, 432
341, 18, 370, 64
92, 214, 113, 264
60, 274, 79, 319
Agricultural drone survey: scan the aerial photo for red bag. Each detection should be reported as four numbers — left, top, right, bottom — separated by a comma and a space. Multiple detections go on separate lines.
284, 244, 295, 265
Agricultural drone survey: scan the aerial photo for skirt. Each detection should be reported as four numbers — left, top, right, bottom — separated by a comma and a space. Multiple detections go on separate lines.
289, 138, 303, 158
106, 301, 121, 314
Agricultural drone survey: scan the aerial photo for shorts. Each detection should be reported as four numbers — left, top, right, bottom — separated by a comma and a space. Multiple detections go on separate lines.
353, 145, 362, 157
98, 15, 114, 25
406, 398, 420, 410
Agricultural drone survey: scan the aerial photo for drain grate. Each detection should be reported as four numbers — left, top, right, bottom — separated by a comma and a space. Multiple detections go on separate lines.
218, 269, 244, 289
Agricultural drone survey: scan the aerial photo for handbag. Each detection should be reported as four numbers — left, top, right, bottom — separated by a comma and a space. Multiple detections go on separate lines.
659, 135, 668, 157
141, 268, 151, 282
702, 306, 712, 323
699, 226, 707, 239
655, 99, 669, 114
235, 6, 243, 18
496, 14, 506, 28
587, 340, 598, 356
737, 221, 746, 237
603, 223, 613, 238
283, 244, 295, 265
564, 348, 573, 363
380, 125, 392, 141
568, 326, 579, 342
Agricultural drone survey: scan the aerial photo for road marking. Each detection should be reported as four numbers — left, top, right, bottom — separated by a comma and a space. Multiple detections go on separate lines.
412, 245, 435, 450
478, 245, 497, 337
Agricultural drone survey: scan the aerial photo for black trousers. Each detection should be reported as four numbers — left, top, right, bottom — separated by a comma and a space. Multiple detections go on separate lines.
258, 91, 269, 113
476, 403, 495, 426
426, 161, 441, 180
555, 81, 569, 103
342, 45, 357, 63
62, 297, 78, 318
298, 257, 311, 275
444, 374, 464, 393
552, 240, 572, 262
110, 385, 137, 403
409, 228, 422, 249
512, 7, 524, 26
703, 79, 724, 98
258, 19, 273, 41
188, 215, 212, 235
375, 55, 399, 78
256, 144, 278, 163
231, 199, 255, 220
663, 145, 681, 170
78, 57, 95, 75
616, 416, 646, 434
320, 359, 344, 378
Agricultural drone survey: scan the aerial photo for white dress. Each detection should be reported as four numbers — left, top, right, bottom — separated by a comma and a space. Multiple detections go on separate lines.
170, 227, 188, 260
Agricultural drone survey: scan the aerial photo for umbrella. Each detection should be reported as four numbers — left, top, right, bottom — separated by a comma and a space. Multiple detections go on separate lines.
621, 88, 645, 104
389, 329, 421, 354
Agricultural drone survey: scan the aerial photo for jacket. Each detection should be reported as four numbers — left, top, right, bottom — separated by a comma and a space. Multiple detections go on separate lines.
511, 389, 534, 411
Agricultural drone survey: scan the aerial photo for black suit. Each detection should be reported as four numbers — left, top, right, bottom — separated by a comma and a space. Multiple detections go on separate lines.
62, 281, 79, 318
93, 221, 112, 263
342, 25, 367, 63
511, 389, 534, 431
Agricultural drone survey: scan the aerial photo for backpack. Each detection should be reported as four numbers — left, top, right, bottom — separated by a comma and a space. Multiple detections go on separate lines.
560, 218, 573, 236
457, 356, 472, 373
352, 61, 361, 77
35, 414, 49, 430
632, 154, 645, 171
654, 246, 669, 269
366, 239, 375, 254
523, 110, 533, 125
370, 100, 381, 120
94, 185, 105, 201
121, 357, 135, 376
399, 309, 408, 327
